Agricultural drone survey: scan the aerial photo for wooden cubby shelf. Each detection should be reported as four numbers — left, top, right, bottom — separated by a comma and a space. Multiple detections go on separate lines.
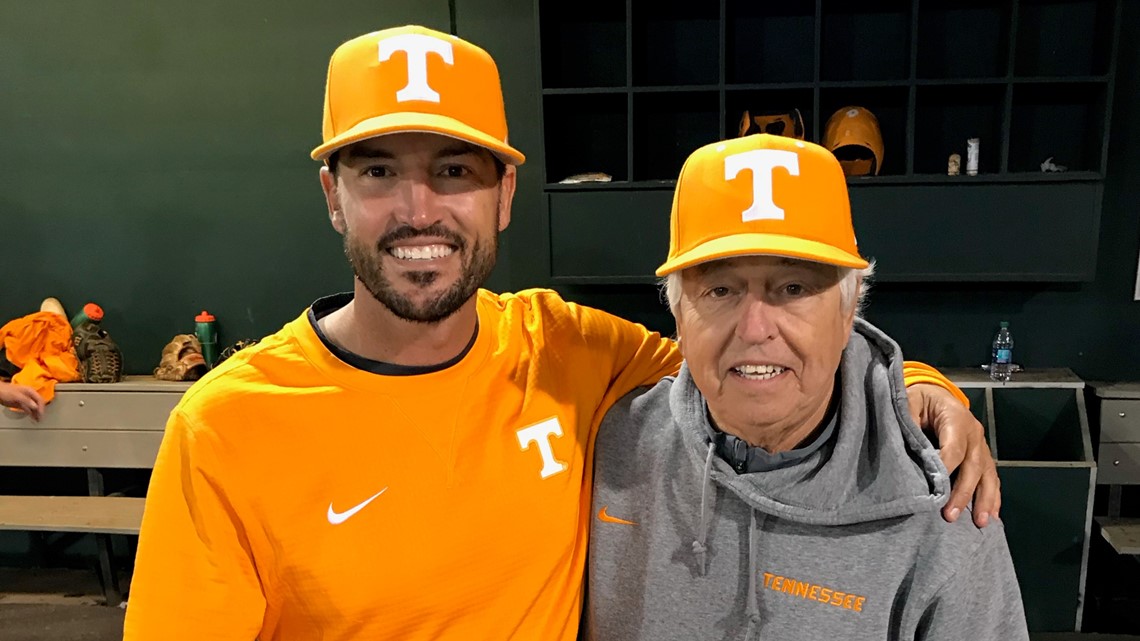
536, 0, 1121, 283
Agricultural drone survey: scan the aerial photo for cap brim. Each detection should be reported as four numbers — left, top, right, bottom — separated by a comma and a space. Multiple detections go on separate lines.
656, 233, 870, 276
311, 112, 525, 166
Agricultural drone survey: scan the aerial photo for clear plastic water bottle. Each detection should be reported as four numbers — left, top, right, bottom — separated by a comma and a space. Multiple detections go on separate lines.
990, 321, 1013, 382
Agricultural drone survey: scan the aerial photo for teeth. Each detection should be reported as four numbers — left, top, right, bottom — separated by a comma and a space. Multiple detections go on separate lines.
390, 245, 454, 260
735, 364, 786, 380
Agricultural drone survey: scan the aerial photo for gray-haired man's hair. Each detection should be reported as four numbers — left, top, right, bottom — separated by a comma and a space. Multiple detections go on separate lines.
661, 259, 877, 319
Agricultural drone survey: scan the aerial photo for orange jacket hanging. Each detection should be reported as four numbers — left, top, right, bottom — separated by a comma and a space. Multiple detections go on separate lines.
0, 311, 80, 402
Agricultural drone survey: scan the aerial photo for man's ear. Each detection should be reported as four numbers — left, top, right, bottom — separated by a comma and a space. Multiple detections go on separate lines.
497, 164, 517, 232
673, 309, 685, 359
319, 166, 346, 235
843, 277, 862, 336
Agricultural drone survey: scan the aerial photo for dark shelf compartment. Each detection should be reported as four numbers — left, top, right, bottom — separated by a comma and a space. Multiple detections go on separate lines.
539, 0, 626, 89
1009, 82, 1106, 173
820, 0, 911, 81
549, 190, 674, 281
820, 86, 909, 175
547, 180, 1102, 283
1013, 75, 1109, 83
818, 80, 915, 89
630, 85, 724, 93
1015, 0, 1116, 77
915, 78, 1010, 86
631, 0, 718, 87
848, 171, 1102, 184
632, 91, 719, 181
725, 87, 814, 141
914, 84, 1005, 175
993, 388, 1087, 462
533, 0, 1119, 285
917, 0, 1011, 79
543, 87, 629, 95
543, 93, 628, 184
545, 180, 678, 191
727, 82, 817, 91
725, 0, 815, 84
545, 170, 1104, 190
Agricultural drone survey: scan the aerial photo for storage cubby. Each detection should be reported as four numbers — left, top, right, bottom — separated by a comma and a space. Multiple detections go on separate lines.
1015, 0, 1116, 77
535, 0, 1120, 282
725, 0, 815, 85
993, 388, 1088, 462
917, 0, 1010, 79
725, 88, 814, 141
994, 382, 1096, 633
1009, 82, 1106, 173
820, 86, 909, 176
542, 93, 628, 184
961, 387, 991, 444
914, 84, 1005, 175
632, 91, 719, 182
944, 372, 1095, 632
539, 0, 626, 88
631, 0, 718, 87
820, 0, 911, 82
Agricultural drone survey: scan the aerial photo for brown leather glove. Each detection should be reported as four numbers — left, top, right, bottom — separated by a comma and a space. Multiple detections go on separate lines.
73, 322, 123, 384
154, 334, 208, 382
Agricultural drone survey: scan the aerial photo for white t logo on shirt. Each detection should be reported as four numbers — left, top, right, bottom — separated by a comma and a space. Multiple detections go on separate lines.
516, 417, 568, 479
724, 149, 800, 221
378, 34, 454, 103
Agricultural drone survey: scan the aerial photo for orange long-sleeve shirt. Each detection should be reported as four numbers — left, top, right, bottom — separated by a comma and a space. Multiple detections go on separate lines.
0, 310, 79, 402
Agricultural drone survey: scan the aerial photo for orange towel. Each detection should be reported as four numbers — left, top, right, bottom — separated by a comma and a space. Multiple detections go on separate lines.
0, 311, 80, 403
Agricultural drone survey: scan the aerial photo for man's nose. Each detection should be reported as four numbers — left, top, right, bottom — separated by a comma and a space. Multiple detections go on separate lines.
393, 177, 443, 229
735, 295, 778, 344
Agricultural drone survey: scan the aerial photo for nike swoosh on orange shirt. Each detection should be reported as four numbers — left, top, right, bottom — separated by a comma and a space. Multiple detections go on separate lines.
598, 506, 637, 526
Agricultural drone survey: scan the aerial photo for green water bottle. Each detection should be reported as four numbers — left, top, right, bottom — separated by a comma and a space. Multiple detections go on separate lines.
70, 302, 104, 330
195, 310, 218, 368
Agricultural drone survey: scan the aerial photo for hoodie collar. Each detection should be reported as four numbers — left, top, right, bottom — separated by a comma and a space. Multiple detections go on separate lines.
712, 376, 841, 475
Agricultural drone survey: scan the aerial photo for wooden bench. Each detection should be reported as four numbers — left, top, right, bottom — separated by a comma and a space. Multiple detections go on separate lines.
1096, 517, 1140, 555
0, 376, 189, 604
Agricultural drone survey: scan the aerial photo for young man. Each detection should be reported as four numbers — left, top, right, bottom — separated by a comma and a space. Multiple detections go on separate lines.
587, 134, 1027, 640
125, 26, 999, 640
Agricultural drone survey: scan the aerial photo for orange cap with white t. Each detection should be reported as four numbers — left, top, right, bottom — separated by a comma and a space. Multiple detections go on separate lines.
656, 133, 869, 276
310, 25, 525, 165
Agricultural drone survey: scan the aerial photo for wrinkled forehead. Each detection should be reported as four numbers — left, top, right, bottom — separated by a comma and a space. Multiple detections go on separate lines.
684, 255, 839, 282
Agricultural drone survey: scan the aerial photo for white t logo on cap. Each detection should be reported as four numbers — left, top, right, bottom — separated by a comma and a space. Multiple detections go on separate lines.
378, 34, 454, 103
724, 149, 800, 221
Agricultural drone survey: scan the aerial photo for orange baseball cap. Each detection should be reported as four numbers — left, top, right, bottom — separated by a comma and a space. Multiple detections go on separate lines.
310, 25, 525, 165
657, 133, 869, 276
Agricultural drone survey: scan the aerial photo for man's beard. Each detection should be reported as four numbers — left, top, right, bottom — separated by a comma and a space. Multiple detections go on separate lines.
344, 220, 497, 324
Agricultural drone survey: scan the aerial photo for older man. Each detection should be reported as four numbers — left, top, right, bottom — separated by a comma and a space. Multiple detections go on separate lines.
587, 134, 1028, 640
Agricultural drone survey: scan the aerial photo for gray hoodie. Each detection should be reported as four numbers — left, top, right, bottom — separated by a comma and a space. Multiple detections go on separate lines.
586, 319, 1028, 641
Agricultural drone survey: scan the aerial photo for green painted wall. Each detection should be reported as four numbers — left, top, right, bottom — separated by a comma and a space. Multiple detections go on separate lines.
0, 1, 454, 374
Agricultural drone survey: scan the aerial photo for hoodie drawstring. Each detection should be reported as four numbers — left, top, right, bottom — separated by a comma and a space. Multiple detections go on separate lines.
745, 509, 762, 637
692, 441, 716, 575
